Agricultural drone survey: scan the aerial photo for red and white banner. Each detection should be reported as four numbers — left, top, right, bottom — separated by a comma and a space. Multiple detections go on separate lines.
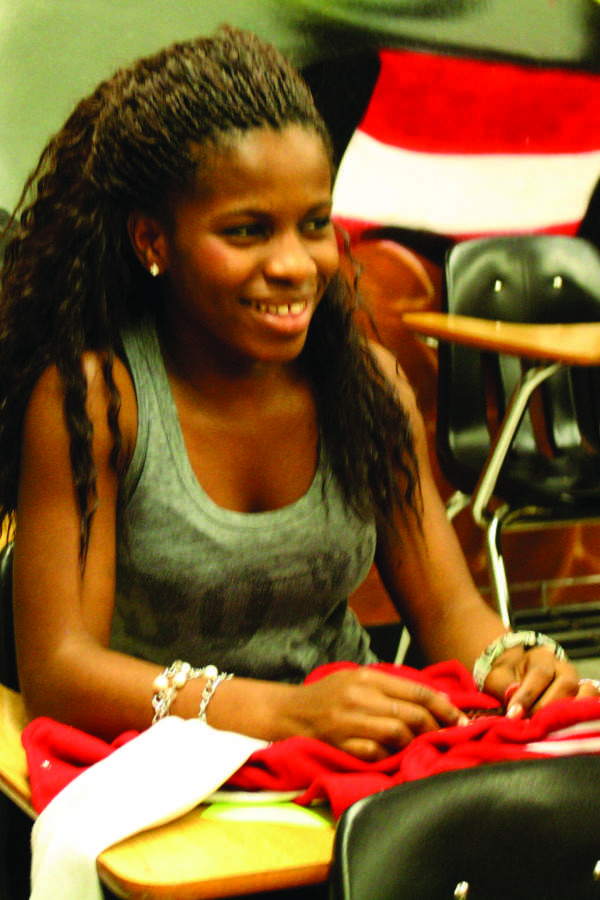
333, 49, 600, 241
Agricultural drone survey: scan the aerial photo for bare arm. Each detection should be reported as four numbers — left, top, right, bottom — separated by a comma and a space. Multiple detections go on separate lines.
13, 355, 160, 737
371, 343, 579, 711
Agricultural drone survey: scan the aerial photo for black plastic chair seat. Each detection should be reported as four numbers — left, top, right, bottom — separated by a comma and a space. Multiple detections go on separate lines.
331, 756, 600, 900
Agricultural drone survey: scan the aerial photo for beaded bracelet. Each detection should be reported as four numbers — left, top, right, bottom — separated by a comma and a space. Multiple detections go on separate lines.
198, 664, 233, 723
152, 660, 233, 724
473, 631, 568, 691
152, 660, 203, 724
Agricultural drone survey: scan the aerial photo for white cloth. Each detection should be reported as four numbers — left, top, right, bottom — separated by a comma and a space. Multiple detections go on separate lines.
30, 717, 267, 900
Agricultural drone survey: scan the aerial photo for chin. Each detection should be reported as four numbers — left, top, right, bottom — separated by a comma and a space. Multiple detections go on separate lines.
253, 336, 308, 366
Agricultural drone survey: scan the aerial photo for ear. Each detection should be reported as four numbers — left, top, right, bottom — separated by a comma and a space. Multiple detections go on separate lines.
127, 211, 169, 276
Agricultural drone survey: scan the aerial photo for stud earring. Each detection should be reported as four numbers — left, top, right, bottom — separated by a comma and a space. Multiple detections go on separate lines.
149, 262, 160, 278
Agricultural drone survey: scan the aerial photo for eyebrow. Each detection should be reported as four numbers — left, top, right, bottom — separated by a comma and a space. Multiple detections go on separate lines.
220, 199, 333, 218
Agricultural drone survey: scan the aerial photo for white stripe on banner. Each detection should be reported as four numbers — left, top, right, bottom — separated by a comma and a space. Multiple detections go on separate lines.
332, 130, 600, 237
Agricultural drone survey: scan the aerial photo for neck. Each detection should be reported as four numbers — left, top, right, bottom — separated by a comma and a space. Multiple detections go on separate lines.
156, 314, 305, 412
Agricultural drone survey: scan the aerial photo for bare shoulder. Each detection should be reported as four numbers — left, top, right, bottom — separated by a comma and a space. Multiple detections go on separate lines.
24, 351, 137, 467
83, 351, 138, 461
368, 340, 420, 419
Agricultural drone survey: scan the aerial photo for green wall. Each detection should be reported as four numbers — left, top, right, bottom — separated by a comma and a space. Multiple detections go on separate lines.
0, 0, 311, 211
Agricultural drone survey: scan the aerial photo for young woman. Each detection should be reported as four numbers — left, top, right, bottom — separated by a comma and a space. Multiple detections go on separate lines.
0, 26, 582, 763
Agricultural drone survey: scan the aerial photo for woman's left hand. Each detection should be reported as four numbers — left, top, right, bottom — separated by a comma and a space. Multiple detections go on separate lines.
484, 645, 589, 717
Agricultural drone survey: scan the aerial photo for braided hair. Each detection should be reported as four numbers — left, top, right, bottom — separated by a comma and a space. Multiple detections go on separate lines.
0, 25, 419, 560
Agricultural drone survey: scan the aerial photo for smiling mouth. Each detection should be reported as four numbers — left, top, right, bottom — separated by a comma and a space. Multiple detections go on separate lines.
243, 299, 308, 317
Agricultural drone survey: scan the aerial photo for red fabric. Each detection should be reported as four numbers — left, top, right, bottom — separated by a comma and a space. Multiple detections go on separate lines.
23, 720, 138, 813
229, 696, 600, 818
362, 50, 600, 155
332, 48, 600, 242
22, 661, 600, 819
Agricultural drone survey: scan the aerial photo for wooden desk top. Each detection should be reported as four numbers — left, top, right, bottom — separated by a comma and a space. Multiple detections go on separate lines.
0, 683, 335, 899
98, 802, 334, 899
0, 683, 35, 817
402, 312, 600, 365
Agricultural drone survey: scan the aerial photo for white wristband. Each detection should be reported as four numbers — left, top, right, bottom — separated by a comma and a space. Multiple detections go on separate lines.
473, 631, 568, 691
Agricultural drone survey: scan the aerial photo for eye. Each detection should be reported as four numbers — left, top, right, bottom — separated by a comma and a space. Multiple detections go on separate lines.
221, 222, 267, 240
302, 215, 333, 235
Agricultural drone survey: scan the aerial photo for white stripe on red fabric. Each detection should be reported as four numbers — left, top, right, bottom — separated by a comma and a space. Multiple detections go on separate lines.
332, 49, 600, 240
332, 131, 600, 237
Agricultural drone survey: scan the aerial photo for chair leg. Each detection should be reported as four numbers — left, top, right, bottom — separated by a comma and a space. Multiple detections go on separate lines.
485, 507, 513, 628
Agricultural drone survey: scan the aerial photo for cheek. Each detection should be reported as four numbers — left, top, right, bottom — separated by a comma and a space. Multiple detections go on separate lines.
313, 229, 340, 274
321, 239, 341, 283
191, 239, 238, 280
165, 244, 240, 313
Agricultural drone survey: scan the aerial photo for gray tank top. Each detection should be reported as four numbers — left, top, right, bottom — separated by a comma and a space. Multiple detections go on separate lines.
111, 318, 377, 682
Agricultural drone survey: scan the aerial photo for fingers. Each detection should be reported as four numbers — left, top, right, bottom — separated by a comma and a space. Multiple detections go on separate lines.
339, 737, 395, 762
304, 667, 469, 760
333, 703, 444, 762
340, 669, 600, 761
392, 678, 469, 730
576, 677, 600, 699
511, 670, 600, 718
505, 655, 559, 718
333, 669, 468, 753
486, 646, 580, 717
358, 669, 468, 734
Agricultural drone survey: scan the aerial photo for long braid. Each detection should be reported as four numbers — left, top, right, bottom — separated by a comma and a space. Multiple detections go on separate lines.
0, 82, 126, 556
303, 272, 420, 525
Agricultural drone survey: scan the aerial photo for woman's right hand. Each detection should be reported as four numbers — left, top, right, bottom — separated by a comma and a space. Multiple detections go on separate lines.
291, 666, 468, 761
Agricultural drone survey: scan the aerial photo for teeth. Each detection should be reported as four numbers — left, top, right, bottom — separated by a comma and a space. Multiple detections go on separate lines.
251, 300, 306, 316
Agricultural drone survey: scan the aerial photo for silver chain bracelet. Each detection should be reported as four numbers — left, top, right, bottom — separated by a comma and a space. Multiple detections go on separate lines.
197, 665, 233, 723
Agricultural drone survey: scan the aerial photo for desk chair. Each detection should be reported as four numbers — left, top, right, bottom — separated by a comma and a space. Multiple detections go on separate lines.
330, 755, 600, 900
402, 234, 600, 637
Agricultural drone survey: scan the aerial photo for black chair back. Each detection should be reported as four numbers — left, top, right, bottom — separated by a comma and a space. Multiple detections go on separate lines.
436, 235, 600, 509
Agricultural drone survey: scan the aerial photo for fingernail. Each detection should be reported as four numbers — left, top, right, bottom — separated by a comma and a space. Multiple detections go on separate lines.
506, 702, 524, 719
503, 682, 520, 706
457, 713, 470, 727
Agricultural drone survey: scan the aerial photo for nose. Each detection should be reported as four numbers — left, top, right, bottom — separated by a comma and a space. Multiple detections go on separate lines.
263, 230, 317, 283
